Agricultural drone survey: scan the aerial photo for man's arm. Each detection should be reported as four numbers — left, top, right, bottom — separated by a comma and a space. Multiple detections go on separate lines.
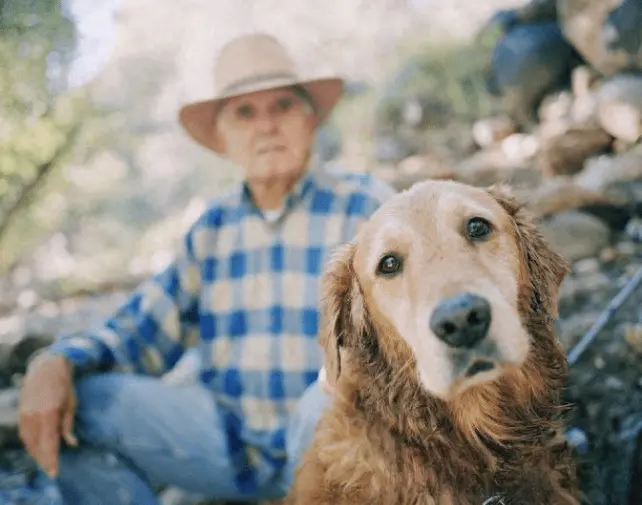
45, 224, 202, 377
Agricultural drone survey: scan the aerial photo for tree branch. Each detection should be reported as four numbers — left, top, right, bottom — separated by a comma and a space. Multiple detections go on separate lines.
0, 123, 80, 245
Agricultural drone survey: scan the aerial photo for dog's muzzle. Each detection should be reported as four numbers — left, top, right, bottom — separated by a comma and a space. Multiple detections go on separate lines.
430, 292, 500, 379
429, 292, 491, 349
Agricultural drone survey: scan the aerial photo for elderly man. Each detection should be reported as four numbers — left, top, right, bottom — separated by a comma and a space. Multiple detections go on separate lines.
17, 33, 395, 504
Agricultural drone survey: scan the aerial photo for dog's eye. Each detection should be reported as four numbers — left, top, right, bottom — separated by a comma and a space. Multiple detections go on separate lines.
466, 217, 492, 241
377, 253, 403, 276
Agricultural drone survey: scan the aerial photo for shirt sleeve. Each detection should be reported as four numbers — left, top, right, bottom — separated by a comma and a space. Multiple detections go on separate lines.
358, 173, 398, 221
46, 225, 202, 377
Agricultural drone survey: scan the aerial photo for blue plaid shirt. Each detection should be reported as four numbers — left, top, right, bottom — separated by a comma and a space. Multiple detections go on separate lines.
47, 166, 395, 493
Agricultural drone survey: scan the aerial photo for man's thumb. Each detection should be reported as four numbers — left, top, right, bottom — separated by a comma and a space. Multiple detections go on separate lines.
62, 403, 78, 447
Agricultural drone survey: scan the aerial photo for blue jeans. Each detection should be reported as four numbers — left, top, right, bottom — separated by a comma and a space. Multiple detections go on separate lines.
47, 373, 330, 504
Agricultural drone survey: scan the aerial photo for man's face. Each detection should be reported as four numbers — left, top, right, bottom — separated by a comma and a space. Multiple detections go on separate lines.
216, 87, 318, 185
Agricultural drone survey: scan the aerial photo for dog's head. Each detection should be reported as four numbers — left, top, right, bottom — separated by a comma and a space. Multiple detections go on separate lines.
320, 180, 569, 404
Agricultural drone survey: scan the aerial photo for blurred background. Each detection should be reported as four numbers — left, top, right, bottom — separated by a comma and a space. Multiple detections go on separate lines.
2, 0, 642, 503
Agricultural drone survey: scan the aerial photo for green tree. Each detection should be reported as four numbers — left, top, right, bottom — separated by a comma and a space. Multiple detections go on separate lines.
0, 0, 93, 271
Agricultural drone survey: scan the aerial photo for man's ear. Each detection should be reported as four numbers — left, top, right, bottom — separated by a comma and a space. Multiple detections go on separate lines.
318, 242, 367, 386
487, 184, 569, 319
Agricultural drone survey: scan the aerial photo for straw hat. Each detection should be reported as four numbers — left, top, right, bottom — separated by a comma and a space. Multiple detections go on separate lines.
178, 33, 345, 154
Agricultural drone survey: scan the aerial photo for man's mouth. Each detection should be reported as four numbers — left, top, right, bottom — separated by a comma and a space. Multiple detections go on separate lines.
257, 145, 286, 155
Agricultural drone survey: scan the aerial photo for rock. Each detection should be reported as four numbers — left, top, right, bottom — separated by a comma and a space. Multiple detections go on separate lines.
616, 240, 637, 256
536, 122, 613, 178
612, 137, 637, 154
557, 311, 600, 349
574, 258, 601, 275
486, 21, 576, 125
570, 66, 601, 125
605, 375, 625, 391
471, 115, 517, 148
373, 134, 414, 164
599, 246, 618, 263
624, 324, 642, 356
571, 65, 601, 98
499, 133, 540, 164
0, 389, 19, 449
574, 149, 642, 192
595, 73, 642, 143
538, 91, 574, 124
4, 334, 53, 380
576, 202, 634, 231
517, 178, 614, 217
538, 210, 612, 263
397, 154, 454, 179
558, 0, 641, 76
625, 217, 642, 242
383, 155, 455, 192
454, 146, 532, 187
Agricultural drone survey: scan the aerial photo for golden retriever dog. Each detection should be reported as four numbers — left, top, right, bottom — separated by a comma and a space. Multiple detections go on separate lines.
286, 180, 580, 505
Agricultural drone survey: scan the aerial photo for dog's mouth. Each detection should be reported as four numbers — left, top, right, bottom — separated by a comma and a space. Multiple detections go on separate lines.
464, 359, 496, 377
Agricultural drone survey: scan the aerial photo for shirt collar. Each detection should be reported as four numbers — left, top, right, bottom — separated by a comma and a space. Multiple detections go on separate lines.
239, 155, 321, 217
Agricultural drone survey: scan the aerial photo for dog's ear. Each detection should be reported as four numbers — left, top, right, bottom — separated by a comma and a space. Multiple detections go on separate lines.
487, 184, 569, 319
319, 242, 367, 385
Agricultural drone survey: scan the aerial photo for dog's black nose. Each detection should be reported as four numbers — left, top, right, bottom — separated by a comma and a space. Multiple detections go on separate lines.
429, 293, 491, 348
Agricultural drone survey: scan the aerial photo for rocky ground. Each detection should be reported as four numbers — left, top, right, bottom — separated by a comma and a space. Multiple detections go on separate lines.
2, 184, 642, 505
367, 62, 642, 505
2, 63, 642, 504
2, 220, 642, 505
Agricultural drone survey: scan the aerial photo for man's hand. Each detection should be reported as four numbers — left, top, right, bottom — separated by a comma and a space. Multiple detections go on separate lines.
18, 353, 78, 477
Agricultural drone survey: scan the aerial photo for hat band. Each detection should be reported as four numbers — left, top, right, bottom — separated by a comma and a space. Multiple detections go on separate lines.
219, 71, 299, 96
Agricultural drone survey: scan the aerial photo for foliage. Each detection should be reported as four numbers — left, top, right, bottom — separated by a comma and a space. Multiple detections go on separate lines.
373, 39, 500, 133
0, 0, 84, 269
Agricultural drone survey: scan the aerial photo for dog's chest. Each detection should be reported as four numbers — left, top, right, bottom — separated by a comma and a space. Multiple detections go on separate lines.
353, 433, 484, 505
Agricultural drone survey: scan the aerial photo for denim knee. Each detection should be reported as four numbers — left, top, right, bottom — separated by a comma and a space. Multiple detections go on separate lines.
276, 380, 332, 494
71, 373, 134, 448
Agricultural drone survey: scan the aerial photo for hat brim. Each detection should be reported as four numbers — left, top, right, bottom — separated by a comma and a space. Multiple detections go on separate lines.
178, 76, 344, 154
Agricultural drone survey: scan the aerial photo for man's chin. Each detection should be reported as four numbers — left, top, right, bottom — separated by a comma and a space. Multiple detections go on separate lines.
248, 163, 304, 184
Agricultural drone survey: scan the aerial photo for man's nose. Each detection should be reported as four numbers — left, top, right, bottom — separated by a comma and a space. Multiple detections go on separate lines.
429, 293, 492, 349
255, 113, 278, 133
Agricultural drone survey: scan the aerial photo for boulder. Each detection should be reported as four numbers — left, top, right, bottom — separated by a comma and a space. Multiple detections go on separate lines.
471, 115, 517, 148
486, 21, 575, 125
536, 122, 613, 178
517, 178, 618, 217
595, 73, 642, 143
538, 210, 612, 263
454, 145, 538, 187
558, 0, 642, 76
574, 148, 642, 191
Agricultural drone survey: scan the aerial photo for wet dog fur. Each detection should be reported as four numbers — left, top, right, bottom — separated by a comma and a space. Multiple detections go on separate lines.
285, 180, 580, 505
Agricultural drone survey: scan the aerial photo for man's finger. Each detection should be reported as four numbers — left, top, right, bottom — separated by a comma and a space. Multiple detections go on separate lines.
36, 412, 62, 477
61, 405, 78, 447
18, 414, 41, 462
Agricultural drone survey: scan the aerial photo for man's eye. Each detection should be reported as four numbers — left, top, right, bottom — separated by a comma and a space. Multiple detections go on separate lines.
376, 253, 403, 277
235, 104, 255, 119
275, 97, 293, 112
466, 217, 493, 242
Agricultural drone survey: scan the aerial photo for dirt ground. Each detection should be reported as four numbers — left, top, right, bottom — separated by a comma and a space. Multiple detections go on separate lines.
557, 232, 642, 505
